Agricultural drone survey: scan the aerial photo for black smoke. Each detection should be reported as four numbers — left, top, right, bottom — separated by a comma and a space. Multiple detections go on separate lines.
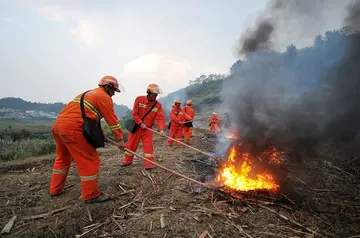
222, 0, 360, 161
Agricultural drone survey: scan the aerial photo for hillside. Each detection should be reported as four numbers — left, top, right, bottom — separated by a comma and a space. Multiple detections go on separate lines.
0, 97, 130, 119
159, 74, 226, 120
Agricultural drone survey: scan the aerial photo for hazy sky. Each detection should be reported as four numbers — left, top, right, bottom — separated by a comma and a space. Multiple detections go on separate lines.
0, 0, 349, 107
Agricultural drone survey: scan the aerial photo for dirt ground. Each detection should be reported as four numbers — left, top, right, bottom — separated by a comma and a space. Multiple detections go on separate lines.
0, 128, 359, 238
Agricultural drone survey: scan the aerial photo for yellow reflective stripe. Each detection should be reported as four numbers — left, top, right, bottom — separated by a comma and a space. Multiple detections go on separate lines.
152, 108, 158, 112
144, 153, 154, 157
138, 103, 147, 108
72, 98, 101, 119
124, 151, 133, 156
109, 123, 121, 130
80, 174, 98, 181
178, 112, 184, 115
52, 169, 68, 174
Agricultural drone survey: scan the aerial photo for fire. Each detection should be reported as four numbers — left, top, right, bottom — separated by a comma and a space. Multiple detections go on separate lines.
217, 145, 281, 191
225, 133, 238, 139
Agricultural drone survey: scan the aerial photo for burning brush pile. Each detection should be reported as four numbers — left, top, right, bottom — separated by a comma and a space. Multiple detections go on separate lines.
211, 136, 293, 205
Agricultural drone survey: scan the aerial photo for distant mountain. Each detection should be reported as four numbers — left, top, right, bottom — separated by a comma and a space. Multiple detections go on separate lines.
0, 97, 130, 118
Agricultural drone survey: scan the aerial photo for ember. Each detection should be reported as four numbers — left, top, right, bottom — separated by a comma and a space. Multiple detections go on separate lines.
216, 142, 282, 192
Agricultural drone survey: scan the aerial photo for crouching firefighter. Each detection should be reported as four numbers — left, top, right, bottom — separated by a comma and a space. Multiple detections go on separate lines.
50, 75, 126, 203
122, 84, 166, 169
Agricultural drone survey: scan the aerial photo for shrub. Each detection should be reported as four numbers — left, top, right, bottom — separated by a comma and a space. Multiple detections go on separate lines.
0, 137, 56, 162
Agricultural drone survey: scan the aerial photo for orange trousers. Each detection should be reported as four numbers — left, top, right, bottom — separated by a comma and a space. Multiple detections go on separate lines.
183, 126, 192, 143
50, 127, 100, 201
168, 124, 183, 146
210, 123, 221, 133
122, 128, 155, 169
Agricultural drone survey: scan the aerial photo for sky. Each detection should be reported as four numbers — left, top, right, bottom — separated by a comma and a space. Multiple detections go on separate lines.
0, 0, 349, 108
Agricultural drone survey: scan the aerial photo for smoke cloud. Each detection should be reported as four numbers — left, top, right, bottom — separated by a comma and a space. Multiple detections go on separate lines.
222, 0, 360, 161
238, 0, 352, 57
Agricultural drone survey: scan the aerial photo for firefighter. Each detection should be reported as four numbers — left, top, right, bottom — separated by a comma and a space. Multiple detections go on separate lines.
182, 99, 195, 143
121, 84, 166, 169
209, 112, 222, 133
50, 75, 126, 203
168, 99, 192, 146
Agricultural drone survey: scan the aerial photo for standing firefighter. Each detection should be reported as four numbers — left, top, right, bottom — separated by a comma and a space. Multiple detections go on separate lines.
168, 99, 192, 146
121, 84, 166, 169
183, 99, 196, 143
50, 75, 126, 203
209, 112, 222, 133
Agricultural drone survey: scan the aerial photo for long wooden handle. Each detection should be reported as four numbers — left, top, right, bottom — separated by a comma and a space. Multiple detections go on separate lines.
145, 127, 220, 161
106, 138, 216, 189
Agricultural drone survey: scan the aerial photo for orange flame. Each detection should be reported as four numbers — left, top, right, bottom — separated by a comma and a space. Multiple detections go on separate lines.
217, 145, 281, 191
225, 133, 238, 139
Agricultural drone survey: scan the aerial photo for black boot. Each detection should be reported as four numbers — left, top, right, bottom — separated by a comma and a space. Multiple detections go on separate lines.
84, 193, 112, 204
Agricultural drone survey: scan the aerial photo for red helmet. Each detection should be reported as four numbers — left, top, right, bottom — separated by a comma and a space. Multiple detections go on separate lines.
98, 75, 125, 92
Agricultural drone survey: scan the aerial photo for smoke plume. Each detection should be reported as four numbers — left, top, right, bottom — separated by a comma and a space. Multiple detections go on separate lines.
222, 0, 360, 161
238, 0, 351, 57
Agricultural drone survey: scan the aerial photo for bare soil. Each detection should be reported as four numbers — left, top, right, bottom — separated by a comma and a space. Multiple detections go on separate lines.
0, 129, 359, 238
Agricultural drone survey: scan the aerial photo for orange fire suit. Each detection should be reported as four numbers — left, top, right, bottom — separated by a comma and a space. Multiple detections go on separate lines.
122, 96, 166, 169
183, 106, 196, 143
209, 115, 222, 133
168, 107, 192, 146
50, 87, 123, 201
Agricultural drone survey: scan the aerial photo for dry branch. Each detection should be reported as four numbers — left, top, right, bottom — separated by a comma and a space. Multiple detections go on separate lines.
258, 204, 317, 235
76, 221, 108, 238
226, 218, 253, 238
22, 206, 71, 221
160, 214, 166, 228
1, 215, 17, 234
111, 217, 122, 231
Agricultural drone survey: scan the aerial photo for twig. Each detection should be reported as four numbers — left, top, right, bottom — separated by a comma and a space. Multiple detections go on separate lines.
142, 207, 165, 210
280, 193, 296, 206
86, 207, 93, 222
118, 182, 131, 188
76, 221, 108, 238
1, 215, 17, 234
49, 228, 57, 238
225, 218, 253, 238
111, 217, 122, 231
22, 206, 71, 221
119, 189, 135, 196
118, 184, 127, 193
145, 171, 156, 190
258, 204, 317, 234
160, 214, 165, 228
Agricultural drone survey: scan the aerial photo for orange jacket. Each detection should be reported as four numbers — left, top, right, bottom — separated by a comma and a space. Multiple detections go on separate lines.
184, 106, 195, 120
131, 96, 166, 130
170, 107, 192, 126
55, 87, 123, 141
209, 115, 221, 124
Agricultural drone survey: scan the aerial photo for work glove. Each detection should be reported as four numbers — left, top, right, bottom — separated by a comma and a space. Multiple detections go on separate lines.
159, 130, 165, 136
